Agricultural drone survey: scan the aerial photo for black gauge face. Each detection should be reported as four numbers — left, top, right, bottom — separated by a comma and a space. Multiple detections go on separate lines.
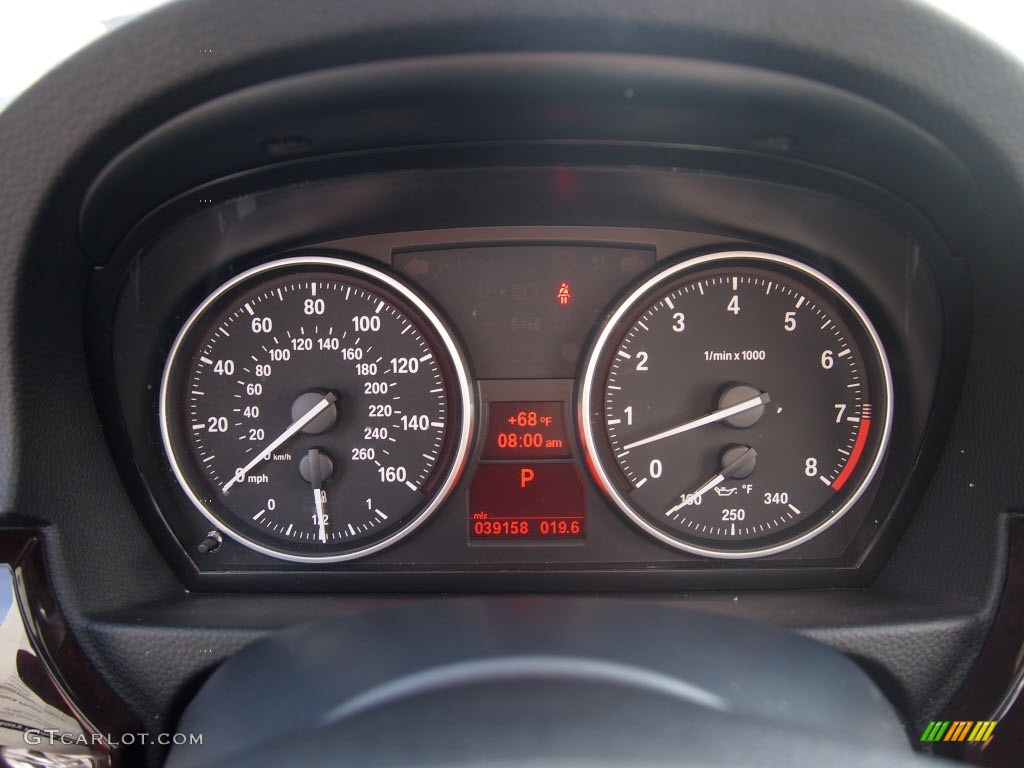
579, 252, 892, 558
160, 256, 473, 562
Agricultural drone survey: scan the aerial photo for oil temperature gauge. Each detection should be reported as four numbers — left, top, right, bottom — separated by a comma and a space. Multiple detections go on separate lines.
578, 251, 893, 558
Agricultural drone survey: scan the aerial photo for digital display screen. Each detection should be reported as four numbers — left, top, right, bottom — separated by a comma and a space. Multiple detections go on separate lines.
469, 463, 585, 541
482, 402, 571, 459
394, 245, 655, 378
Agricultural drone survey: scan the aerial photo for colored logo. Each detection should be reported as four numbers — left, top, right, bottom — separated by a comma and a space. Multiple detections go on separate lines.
920, 721, 997, 742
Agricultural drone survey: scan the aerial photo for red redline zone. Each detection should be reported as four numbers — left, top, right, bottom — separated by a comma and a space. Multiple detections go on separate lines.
832, 417, 871, 491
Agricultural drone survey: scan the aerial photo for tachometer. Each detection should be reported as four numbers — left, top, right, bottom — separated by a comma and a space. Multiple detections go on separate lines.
159, 255, 473, 562
578, 251, 892, 558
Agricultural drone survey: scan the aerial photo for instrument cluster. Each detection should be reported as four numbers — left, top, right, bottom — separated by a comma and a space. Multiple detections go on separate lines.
158, 247, 891, 563
89, 164, 952, 589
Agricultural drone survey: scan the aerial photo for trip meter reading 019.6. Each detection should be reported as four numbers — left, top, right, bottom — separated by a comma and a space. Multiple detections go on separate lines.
159, 255, 473, 562
579, 251, 892, 558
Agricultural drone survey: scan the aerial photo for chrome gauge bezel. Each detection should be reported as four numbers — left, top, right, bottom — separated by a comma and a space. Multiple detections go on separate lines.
578, 251, 894, 559
159, 255, 475, 563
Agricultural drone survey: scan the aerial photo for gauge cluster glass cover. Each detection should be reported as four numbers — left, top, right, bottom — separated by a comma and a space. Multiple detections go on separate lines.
156, 247, 895, 566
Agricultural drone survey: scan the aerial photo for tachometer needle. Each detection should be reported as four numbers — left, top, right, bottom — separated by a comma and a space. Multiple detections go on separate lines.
308, 448, 328, 544
222, 392, 337, 492
623, 393, 770, 451
666, 446, 757, 515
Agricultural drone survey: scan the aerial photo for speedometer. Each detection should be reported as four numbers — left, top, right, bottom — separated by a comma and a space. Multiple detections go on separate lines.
578, 251, 892, 558
159, 255, 473, 562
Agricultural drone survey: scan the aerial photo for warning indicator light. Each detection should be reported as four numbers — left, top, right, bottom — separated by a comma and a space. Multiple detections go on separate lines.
557, 282, 571, 305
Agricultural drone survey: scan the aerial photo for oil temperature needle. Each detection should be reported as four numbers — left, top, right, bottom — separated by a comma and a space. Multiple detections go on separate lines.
624, 393, 770, 451
666, 447, 758, 515
222, 392, 337, 492
308, 448, 328, 544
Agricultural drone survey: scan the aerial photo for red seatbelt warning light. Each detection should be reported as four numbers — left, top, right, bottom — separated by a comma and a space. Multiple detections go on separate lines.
557, 282, 571, 305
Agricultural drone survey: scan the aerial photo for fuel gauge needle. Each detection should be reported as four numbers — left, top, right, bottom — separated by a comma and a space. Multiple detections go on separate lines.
308, 448, 328, 544
666, 446, 757, 515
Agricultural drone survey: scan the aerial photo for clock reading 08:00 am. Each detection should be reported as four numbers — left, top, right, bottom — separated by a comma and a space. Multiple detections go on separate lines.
579, 251, 892, 558
159, 255, 473, 563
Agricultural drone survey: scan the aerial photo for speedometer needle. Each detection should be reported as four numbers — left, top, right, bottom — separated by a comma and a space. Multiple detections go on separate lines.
623, 392, 770, 451
222, 392, 337, 493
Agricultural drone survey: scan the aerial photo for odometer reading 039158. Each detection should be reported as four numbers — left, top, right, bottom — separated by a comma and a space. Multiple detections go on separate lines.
160, 256, 473, 563
579, 251, 892, 558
